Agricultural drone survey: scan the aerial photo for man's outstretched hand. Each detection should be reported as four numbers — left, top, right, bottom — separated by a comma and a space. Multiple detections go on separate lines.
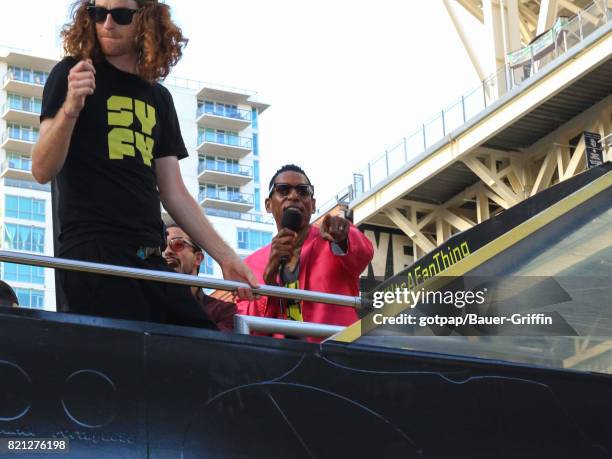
320, 214, 349, 252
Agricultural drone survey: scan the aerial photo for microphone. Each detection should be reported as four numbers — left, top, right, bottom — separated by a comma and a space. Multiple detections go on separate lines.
281, 207, 302, 232
280, 208, 302, 263
278, 208, 302, 314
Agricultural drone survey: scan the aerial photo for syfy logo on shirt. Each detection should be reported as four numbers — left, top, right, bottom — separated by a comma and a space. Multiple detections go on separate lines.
106, 96, 157, 166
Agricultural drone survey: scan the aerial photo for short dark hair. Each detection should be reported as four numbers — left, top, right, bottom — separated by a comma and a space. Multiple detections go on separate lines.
165, 222, 202, 252
268, 164, 312, 192
0, 280, 18, 307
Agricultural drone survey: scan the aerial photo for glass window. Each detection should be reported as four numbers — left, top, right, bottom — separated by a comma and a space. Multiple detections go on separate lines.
15, 288, 44, 309
199, 253, 214, 275
251, 108, 258, 129
227, 104, 238, 118
237, 229, 248, 250
5, 196, 19, 217
216, 129, 226, 144
5, 195, 45, 221
237, 229, 272, 251
254, 188, 261, 212
7, 123, 39, 142
253, 133, 259, 156
6, 94, 41, 114
8, 93, 20, 109
4, 224, 45, 252
226, 131, 239, 146
254, 160, 260, 184
3, 263, 44, 284
33, 71, 46, 85
7, 152, 32, 171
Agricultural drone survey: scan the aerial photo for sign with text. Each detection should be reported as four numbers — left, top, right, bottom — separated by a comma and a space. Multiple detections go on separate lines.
584, 131, 604, 169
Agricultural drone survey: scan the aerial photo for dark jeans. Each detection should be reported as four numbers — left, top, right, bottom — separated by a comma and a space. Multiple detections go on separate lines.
58, 240, 216, 329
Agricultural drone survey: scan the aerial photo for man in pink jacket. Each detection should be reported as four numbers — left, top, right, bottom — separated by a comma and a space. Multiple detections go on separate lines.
237, 165, 373, 330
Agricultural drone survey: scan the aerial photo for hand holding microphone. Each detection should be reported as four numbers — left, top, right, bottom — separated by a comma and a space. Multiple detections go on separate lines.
263, 208, 302, 285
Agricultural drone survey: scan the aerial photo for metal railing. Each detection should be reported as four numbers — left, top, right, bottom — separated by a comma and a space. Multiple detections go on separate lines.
349, 1, 610, 199
1, 159, 32, 174
198, 189, 254, 205
4, 178, 50, 192
234, 314, 344, 338
204, 207, 274, 224
0, 250, 364, 310
196, 104, 252, 122
164, 75, 258, 97
2, 70, 48, 87
198, 160, 253, 177
1, 100, 41, 115
197, 131, 253, 149
1, 129, 39, 144
312, 185, 355, 221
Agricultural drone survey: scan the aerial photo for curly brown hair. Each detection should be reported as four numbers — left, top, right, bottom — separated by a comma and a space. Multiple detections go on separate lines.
61, 0, 188, 83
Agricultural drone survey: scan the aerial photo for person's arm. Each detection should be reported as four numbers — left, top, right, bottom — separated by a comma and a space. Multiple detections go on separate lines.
32, 60, 96, 184
320, 214, 374, 276
156, 156, 259, 298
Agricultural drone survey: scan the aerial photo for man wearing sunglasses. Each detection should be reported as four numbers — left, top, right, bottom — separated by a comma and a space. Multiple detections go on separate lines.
236, 165, 374, 337
163, 224, 236, 332
31, 0, 257, 326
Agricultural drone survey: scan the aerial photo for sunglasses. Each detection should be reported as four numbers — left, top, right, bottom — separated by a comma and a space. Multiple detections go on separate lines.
269, 183, 314, 198
87, 6, 140, 25
167, 237, 200, 253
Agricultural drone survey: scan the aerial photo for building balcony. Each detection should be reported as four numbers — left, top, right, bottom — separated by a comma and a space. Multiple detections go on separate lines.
204, 207, 272, 224
196, 104, 251, 131
1, 130, 39, 154
0, 159, 33, 181
196, 132, 252, 159
2, 71, 46, 98
2, 101, 41, 126
198, 189, 254, 213
197, 160, 253, 186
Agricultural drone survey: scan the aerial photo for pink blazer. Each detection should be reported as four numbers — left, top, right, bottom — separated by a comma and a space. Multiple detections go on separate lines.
237, 224, 373, 327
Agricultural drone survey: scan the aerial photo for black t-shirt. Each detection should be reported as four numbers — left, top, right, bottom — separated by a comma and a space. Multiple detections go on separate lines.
41, 57, 187, 252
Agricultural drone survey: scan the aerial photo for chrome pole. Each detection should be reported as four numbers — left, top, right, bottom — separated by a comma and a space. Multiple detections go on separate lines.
234, 314, 344, 338
0, 250, 364, 309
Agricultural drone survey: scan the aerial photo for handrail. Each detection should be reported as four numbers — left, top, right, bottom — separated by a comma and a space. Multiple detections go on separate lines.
197, 132, 253, 149
196, 104, 252, 121
198, 189, 254, 205
234, 314, 344, 338
0, 250, 364, 309
198, 161, 253, 177
1, 159, 32, 173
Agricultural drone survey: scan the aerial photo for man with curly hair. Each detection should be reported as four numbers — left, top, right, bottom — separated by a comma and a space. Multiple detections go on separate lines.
32, 0, 257, 327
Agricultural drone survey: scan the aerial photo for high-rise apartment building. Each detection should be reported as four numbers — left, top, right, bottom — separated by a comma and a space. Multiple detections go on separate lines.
0, 49, 274, 310
165, 77, 274, 277
0, 51, 56, 310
